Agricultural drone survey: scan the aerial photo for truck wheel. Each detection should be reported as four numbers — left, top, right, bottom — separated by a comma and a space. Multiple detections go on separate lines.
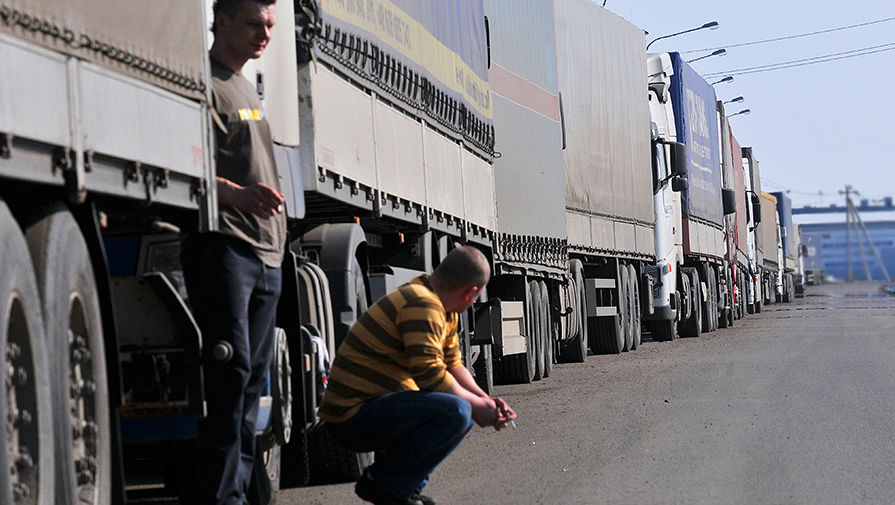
651, 319, 677, 341
559, 260, 587, 363
699, 265, 711, 333
539, 281, 553, 378
307, 423, 372, 484
531, 281, 545, 381
472, 344, 494, 395
680, 269, 702, 338
619, 265, 633, 352
248, 441, 280, 505
23, 204, 110, 505
626, 265, 641, 350
1, 201, 54, 505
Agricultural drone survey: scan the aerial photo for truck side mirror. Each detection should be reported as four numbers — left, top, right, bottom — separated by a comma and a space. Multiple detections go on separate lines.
722, 188, 736, 215
752, 200, 762, 223
671, 176, 688, 192
670, 142, 687, 176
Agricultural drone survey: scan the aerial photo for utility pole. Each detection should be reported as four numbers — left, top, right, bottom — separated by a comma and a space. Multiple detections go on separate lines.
839, 185, 857, 281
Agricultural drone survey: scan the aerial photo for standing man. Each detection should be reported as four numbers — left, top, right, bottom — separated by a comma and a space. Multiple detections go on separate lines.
180, 1, 285, 503
319, 246, 517, 505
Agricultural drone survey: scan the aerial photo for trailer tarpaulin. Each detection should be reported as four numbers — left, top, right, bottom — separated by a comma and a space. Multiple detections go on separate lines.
669, 52, 723, 228
314, 0, 493, 153
0, 0, 208, 100
555, 0, 653, 256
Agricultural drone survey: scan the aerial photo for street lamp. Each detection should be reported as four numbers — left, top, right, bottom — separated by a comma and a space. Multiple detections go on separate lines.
687, 48, 727, 64
711, 76, 734, 86
727, 108, 751, 119
646, 21, 720, 51
724, 96, 745, 104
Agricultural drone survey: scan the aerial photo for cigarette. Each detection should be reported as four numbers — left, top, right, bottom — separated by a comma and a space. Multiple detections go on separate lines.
276, 204, 283, 213
509, 419, 517, 429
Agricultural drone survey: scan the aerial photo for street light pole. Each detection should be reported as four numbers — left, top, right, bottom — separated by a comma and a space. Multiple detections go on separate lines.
687, 48, 727, 64
711, 76, 734, 86
727, 108, 751, 119
646, 21, 719, 51
724, 96, 745, 105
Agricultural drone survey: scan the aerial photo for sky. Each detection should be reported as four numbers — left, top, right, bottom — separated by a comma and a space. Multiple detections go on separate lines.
603, 1, 894, 216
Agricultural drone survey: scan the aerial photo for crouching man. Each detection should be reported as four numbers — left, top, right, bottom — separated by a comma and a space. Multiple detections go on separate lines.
318, 246, 516, 505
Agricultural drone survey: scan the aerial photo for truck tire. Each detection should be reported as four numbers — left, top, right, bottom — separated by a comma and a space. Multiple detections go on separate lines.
307, 424, 372, 484
472, 344, 494, 395
651, 319, 677, 341
531, 281, 545, 381
679, 268, 702, 338
539, 281, 553, 378
23, 204, 110, 505
626, 265, 641, 350
1, 201, 54, 505
249, 441, 280, 505
700, 265, 712, 333
559, 261, 587, 363
619, 265, 633, 352
718, 267, 730, 329
280, 429, 309, 488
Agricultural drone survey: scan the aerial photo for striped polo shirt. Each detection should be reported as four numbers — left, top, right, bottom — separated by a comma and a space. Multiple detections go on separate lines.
318, 275, 463, 423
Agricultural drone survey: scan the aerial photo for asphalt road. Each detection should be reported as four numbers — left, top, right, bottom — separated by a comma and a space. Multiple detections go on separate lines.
281, 283, 895, 505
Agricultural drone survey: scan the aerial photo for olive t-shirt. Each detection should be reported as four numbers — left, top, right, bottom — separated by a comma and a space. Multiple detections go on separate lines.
210, 56, 286, 267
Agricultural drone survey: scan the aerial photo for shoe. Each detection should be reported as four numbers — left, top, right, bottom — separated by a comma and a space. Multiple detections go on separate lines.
355, 474, 423, 505
411, 493, 436, 505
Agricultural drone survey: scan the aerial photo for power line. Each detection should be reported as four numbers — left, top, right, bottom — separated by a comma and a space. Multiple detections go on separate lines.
705, 42, 895, 76
704, 43, 895, 77
680, 16, 895, 54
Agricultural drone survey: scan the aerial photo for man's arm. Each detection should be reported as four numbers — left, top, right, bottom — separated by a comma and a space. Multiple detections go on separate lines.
217, 177, 284, 219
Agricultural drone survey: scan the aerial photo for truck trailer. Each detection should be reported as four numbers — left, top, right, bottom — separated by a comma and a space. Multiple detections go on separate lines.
742, 146, 765, 313
760, 191, 783, 306
555, 0, 655, 355
771, 191, 797, 302
645, 52, 736, 340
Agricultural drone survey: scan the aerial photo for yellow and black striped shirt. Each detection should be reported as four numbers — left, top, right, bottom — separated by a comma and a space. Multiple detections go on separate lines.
318, 275, 463, 423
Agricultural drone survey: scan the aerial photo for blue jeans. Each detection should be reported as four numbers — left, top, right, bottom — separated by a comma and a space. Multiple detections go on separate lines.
328, 391, 475, 499
181, 233, 282, 505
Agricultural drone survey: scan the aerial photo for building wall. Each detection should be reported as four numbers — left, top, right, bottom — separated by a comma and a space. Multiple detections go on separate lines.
800, 221, 895, 281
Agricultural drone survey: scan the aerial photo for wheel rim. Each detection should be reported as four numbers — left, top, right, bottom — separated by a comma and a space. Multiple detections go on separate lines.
7, 298, 40, 504
68, 296, 101, 503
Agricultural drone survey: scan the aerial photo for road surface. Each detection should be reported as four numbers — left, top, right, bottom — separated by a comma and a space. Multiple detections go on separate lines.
281, 282, 895, 505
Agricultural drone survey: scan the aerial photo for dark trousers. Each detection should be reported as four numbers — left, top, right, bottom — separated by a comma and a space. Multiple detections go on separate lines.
328, 391, 475, 499
182, 234, 282, 505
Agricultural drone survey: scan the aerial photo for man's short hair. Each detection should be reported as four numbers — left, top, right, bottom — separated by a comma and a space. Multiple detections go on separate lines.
211, 0, 277, 33
433, 246, 490, 291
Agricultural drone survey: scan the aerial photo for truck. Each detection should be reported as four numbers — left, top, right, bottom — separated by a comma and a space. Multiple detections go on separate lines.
554, 0, 655, 355
716, 101, 740, 328
771, 191, 797, 302
742, 146, 765, 313
645, 51, 737, 340
760, 191, 783, 306
728, 128, 752, 320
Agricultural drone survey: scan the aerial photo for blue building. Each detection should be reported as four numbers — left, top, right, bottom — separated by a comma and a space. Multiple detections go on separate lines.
800, 221, 895, 281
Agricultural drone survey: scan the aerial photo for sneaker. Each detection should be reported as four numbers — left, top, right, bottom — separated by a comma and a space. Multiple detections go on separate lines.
355, 474, 423, 505
411, 493, 436, 505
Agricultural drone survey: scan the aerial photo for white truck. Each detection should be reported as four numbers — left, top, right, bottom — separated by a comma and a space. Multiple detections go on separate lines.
645, 52, 737, 340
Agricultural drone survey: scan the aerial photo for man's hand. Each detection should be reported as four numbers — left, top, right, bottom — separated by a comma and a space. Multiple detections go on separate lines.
492, 397, 516, 431
217, 178, 284, 219
469, 396, 500, 428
